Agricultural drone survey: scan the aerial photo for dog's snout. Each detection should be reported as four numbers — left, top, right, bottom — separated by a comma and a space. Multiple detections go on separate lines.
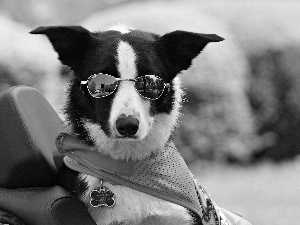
116, 114, 139, 137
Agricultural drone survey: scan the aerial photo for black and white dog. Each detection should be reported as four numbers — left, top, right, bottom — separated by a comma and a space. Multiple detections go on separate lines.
31, 24, 223, 225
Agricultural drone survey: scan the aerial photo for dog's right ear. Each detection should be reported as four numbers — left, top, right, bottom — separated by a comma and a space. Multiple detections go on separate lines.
30, 26, 94, 69
158, 31, 224, 76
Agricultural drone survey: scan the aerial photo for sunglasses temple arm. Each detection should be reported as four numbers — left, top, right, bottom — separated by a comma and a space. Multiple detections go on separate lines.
165, 83, 171, 93
80, 83, 95, 110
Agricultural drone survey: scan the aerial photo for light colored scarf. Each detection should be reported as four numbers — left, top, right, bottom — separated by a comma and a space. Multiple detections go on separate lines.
56, 132, 233, 225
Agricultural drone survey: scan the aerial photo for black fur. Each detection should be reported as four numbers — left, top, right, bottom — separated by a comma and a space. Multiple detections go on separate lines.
158, 31, 224, 76
31, 25, 223, 223
57, 164, 87, 197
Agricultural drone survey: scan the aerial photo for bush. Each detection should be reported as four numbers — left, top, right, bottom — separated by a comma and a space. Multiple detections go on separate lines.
249, 47, 300, 161
0, 15, 61, 108
0, 65, 19, 91
199, 0, 300, 161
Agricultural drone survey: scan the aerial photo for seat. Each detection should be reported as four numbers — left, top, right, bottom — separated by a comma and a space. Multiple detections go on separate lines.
0, 86, 96, 225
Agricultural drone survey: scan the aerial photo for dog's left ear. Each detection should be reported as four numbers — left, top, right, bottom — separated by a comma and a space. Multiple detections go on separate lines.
30, 26, 95, 70
158, 31, 224, 75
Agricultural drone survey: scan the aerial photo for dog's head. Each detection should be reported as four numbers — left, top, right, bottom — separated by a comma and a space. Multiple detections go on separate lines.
31, 25, 223, 160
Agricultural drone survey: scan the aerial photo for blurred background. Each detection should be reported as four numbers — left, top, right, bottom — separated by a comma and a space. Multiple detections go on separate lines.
0, 0, 299, 224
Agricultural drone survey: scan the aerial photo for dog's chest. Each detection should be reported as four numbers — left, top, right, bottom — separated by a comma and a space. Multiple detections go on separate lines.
80, 174, 193, 225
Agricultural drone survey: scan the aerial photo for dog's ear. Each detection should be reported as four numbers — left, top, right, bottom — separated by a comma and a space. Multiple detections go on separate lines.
158, 30, 224, 75
30, 26, 95, 69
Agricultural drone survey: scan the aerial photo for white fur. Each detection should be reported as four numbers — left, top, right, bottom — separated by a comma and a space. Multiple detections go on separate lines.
108, 24, 131, 34
80, 174, 192, 225
109, 41, 153, 140
115, 41, 137, 80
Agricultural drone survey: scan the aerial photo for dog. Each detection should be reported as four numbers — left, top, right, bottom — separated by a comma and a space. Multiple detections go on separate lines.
31, 24, 224, 225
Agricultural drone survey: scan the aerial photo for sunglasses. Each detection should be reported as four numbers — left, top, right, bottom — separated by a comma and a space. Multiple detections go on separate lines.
81, 73, 170, 100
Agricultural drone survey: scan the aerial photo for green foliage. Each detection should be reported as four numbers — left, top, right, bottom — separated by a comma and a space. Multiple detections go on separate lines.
248, 47, 300, 161
0, 15, 61, 108
0, 65, 18, 92
196, 0, 300, 162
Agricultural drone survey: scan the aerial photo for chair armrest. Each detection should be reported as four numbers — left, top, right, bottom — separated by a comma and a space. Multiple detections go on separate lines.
0, 186, 96, 225
0, 207, 26, 225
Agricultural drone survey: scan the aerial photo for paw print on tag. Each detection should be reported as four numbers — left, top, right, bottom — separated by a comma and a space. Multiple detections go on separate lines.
89, 186, 115, 207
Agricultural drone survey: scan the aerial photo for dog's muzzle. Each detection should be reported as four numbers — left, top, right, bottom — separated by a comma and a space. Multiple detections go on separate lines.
116, 114, 139, 137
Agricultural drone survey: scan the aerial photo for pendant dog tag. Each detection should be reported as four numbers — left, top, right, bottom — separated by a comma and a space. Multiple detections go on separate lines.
89, 179, 115, 207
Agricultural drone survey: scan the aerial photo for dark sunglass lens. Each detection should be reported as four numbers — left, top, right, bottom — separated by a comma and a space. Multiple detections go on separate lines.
135, 75, 165, 99
87, 74, 117, 98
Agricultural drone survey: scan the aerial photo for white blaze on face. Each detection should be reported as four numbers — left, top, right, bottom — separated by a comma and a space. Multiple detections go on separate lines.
109, 40, 153, 139
108, 24, 131, 34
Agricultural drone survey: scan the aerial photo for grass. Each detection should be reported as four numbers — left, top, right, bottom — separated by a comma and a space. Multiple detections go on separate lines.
189, 159, 300, 225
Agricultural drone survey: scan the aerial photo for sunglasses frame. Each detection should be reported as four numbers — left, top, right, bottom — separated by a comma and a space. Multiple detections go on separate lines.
81, 73, 170, 100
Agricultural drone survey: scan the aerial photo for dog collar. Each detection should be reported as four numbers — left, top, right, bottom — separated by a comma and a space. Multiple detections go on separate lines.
56, 132, 229, 225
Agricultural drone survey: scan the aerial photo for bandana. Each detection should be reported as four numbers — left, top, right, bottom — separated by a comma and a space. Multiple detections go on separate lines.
56, 132, 230, 225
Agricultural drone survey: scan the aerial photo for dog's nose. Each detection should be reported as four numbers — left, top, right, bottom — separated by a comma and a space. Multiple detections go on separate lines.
116, 114, 139, 137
